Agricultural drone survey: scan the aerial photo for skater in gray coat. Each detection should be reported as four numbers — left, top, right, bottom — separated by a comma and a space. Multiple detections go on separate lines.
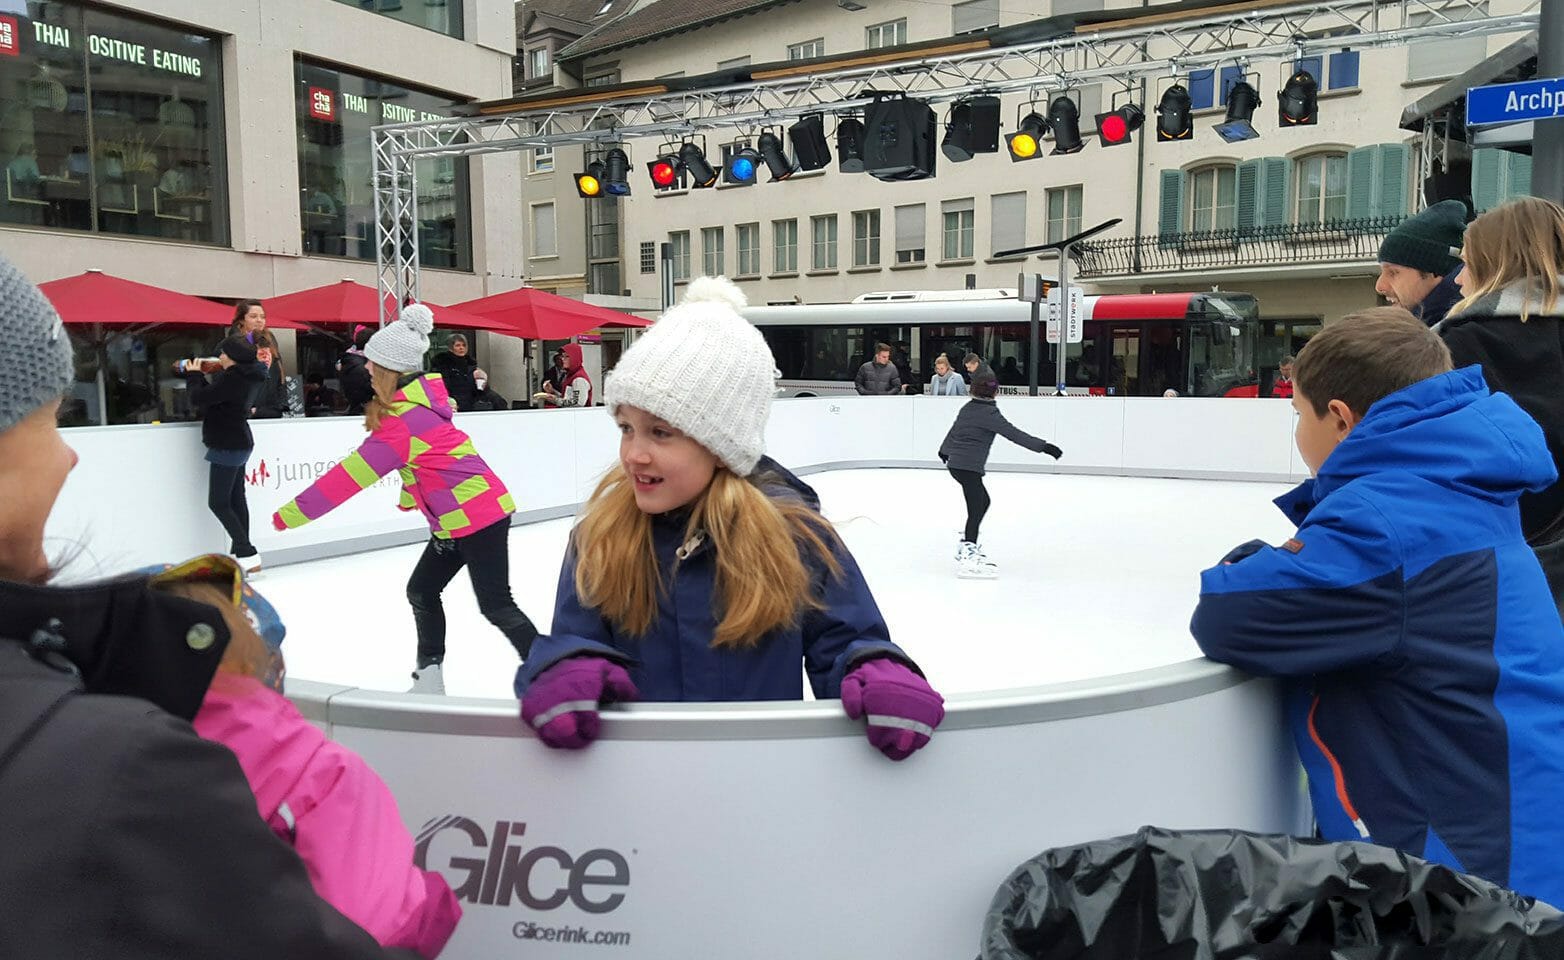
938, 377, 1062, 578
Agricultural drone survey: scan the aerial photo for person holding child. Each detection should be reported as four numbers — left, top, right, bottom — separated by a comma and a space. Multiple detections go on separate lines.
514, 276, 944, 761
271, 304, 538, 695
1192, 307, 1564, 907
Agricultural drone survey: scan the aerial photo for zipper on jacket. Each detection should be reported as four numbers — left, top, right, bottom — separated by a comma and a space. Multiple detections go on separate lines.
1307, 695, 1370, 838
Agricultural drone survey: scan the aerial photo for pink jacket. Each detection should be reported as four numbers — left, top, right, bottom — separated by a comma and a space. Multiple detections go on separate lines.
193, 677, 461, 957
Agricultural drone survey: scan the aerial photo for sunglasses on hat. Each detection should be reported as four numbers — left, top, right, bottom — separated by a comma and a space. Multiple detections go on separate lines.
140, 554, 287, 692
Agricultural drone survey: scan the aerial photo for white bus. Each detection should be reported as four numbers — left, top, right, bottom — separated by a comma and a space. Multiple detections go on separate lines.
742, 288, 1273, 398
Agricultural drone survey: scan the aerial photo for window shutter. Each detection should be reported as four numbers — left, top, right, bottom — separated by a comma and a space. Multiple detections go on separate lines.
1188, 69, 1214, 110
1260, 157, 1291, 228
952, 0, 999, 34
1470, 149, 1503, 212
1293, 56, 1323, 84
1345, 146, 1377, 221
1375, 143, 1409, 218
1219, 66, 1243, 105
1509, 153, 1534, 200
1236, 159, 1261, 234
1328, 51, 1360, 90
895, 204, 925, 251
991, 192, 1026, 256
1158, 169, 1185, 245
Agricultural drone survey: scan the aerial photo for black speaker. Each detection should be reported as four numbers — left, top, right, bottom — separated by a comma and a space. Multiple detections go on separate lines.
1423, 159, 1475, 218
863, 97, 937, 182
789, 114, 832, 171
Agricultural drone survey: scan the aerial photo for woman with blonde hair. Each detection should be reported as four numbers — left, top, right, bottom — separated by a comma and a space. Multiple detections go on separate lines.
515, 277, 944, 760
1442, 196, 1564, 615
929, 353, 968, 396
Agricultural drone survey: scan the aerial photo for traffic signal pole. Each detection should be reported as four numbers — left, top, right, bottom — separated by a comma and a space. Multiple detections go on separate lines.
1535, 0, 1564, 203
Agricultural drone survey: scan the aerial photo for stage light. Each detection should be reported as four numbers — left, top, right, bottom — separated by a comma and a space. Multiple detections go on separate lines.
1279, 68, 1318, 126
1095, 103, 1145, 147
679, 142, 718, 187
602, 148, 632, 195
836, 116, 866, 173
1156, 84, 1193, 141
941, 95, 1001, 162
574, 161, 605, 198
1047, 94, 1083, 155
646, 154, 680, 190
1214, 79, 1261, 143
1005, 112, 1047, 161
757, 131, 794, 181
788, 114, 831, 171
725, 145, 760, 184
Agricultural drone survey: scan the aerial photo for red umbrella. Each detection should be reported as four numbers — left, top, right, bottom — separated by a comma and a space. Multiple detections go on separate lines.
38, 268, 304, 329
264, 279, 509, 333
450, 287, 651, 340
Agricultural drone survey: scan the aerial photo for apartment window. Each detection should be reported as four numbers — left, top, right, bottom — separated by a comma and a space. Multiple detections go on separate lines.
1186, 65, 1245, 111
330, 0, 462, 38
772, 219, 799, 273
640, 241, 657, 274
1045, 186, 1082, 243
1295, 153, 1348, 224
941, 199, 975, 261
865, 19, 907, 49
530, 120, 553, 173
852, 210, 881, 267
991, 192, 1026, 257
811, 215, 839, 270
953, 0, 1000, 33
530, 203, 557, 258
1287, 51, 1360, 92
788, 38, 825, 60
1407, 6, 1488, 82
526, 47, 550, 80
584, 72, 619, 88
702, 226, 725, 276
717, 56, 751, 70
669, 230, 691, 281
737, 222, 761, 276
1189, 165, 1237, 232
894, 204, 926, 264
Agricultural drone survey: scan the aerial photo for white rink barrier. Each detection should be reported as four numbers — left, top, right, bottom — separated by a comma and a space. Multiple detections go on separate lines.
51, 397, 1312, 960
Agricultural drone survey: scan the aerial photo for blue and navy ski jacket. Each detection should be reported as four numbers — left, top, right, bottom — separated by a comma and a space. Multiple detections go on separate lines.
514, 458, 915, 702
1192, 367, 1564, 906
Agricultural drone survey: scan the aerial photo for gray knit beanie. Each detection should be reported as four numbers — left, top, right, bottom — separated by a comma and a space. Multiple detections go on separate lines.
365, 302, 434, 373
0, 253, 74, 435
1377, 200, 1468, 276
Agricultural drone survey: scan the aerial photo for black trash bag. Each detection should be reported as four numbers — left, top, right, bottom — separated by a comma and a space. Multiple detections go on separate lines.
981, 826, 1564, 960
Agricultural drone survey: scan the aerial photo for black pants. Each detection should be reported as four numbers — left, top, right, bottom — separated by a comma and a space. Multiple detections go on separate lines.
208, 462, 256, 558
407, 518, 538, 668
949, 468, 990, 544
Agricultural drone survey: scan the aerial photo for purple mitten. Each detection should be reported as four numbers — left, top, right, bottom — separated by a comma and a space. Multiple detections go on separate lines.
840, 658, 945, 761
520, 657, 638, 749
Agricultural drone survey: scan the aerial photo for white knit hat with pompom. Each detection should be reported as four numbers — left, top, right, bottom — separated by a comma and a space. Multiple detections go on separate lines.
604, 275, 778, 475
365, 302, 435, 373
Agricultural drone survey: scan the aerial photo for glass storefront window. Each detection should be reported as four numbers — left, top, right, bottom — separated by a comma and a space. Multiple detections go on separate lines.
330, 0, 462, 39
295, 59, 472, 271
0, 1, 228, 244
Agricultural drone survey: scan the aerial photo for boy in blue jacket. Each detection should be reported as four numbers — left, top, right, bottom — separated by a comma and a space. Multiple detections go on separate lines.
1192, 307, 1564, 907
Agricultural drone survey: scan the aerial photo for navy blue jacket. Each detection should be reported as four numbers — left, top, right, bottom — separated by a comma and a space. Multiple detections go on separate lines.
514, 459, 915, 702
1191, 367, 1564, 906
1413, 267, 1464, 328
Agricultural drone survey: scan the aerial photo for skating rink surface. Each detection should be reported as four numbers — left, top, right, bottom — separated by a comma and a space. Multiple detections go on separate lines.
260, 469, 1299, 699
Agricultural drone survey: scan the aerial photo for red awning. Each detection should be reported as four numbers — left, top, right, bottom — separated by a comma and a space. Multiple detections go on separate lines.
264, 279, 510, 333
38, 269, 304, 329
450, 287, 651, 340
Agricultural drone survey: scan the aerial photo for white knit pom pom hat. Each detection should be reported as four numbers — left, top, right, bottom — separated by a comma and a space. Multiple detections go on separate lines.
365, 302, 435, 373
604, 275, 778, 475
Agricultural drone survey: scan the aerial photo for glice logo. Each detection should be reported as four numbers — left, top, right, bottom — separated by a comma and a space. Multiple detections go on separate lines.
414, 816, 630, 915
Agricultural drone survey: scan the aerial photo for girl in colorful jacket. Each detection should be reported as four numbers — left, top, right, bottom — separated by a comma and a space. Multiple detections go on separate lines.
144, 555, 461, 958
515, 277, 945, 761
271, 304, 537, 694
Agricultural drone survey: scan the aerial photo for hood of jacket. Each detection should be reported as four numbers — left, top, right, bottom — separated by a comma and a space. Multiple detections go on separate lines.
1414, 268, 1464, 327
1304, 366, 1557, 510
561, 343, 585, 373
391, 372, 456, 423
0, 574, 230, 720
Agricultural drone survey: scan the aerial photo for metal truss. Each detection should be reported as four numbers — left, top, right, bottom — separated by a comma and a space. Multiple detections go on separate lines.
373, 0, 1540, 317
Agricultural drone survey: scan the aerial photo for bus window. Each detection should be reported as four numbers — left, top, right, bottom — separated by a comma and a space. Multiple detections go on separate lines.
1144, 323, 1186, 397
1107, 327, 1140, 396
1189, 321, 1257, 396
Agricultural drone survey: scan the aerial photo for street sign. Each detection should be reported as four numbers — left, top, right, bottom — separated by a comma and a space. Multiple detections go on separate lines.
1467, 77, 1564, 127
1046, 287, 1084, 344
1017, 273, 1047, 303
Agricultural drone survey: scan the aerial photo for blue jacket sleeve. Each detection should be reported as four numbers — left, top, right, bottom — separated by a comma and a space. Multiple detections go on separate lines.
800, 538, 919, 699
512, 548, 635, 697
1190, 488, 1405, 677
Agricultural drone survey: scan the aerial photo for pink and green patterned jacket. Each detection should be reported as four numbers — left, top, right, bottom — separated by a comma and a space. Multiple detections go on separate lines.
273, 373, 514, 540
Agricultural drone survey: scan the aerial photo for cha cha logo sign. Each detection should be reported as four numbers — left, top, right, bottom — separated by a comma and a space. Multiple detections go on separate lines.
0, 15, 19, 57
414, 816, 630, 915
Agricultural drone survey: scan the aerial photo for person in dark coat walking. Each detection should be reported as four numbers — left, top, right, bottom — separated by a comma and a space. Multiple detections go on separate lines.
938, 376, 1062, 578
1374, 200, 1469, 328
182, 334, 267, 574
1438, 197, 1564, 617
0, 251, 420, 960
339, 325, 375, 415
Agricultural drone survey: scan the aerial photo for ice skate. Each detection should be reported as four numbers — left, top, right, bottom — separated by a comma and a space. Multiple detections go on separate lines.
956, 543, 998, 579
408, 663, 445, 695
239, 552, 263, 577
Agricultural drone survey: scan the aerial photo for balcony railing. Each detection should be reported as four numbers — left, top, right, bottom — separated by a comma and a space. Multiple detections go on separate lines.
1072, 216, 1407, 280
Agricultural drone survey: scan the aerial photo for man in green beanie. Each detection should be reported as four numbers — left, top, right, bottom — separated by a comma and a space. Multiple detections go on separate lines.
1374, 199, 1470, 327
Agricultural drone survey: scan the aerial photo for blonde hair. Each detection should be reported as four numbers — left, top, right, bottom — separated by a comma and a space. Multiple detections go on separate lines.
151, 581, 272, 690
935, 353, 951, 371
363, 365, 406, 432
573, 467, 842, 648
1451, 197, 1564, 323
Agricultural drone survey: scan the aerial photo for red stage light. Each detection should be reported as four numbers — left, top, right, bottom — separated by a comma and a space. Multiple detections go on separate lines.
650, 160, 677, 187
1101, 114, 1129, 143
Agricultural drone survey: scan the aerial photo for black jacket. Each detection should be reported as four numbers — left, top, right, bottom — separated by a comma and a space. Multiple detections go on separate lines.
250, 360, 291, 419
1437, 279, 1564, 544
1415, 268, 1464, 328
0, 575, 415, 960
187, 362, 265, 451
431, 351, 477, 411
938, 398, 1051, 474
339, 351, 373, 412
